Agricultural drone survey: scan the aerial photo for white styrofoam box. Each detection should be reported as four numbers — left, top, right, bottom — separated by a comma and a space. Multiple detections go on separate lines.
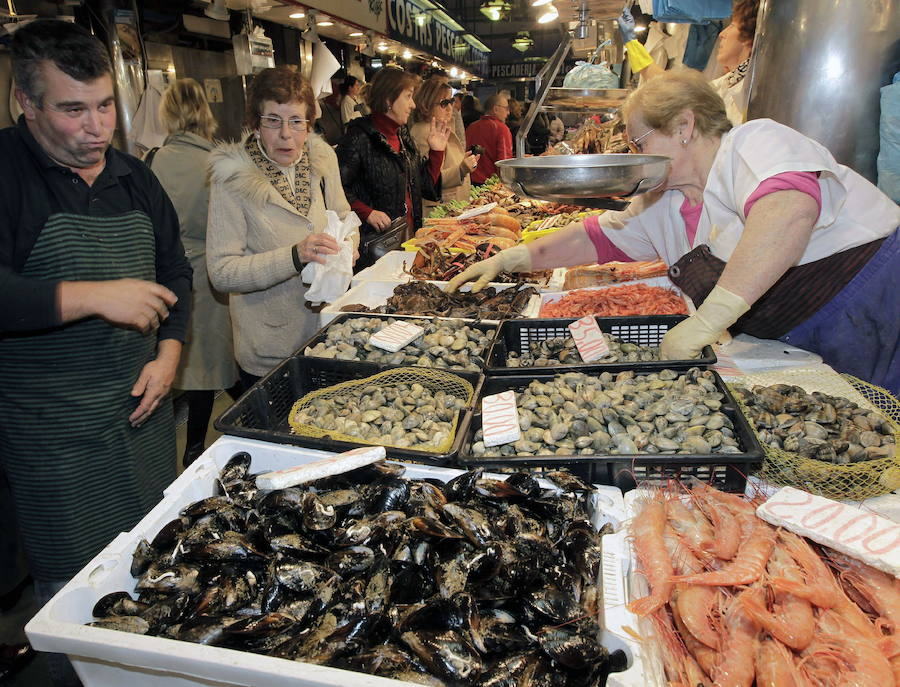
320, 280, 541, 327
350, 252, 567, 292
539, 276, 694, 317
27, 436, 628, 687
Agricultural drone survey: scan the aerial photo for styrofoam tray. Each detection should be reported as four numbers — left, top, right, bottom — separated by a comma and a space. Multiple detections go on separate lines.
27, 436, 629, 687
351, 252, 566, 291
320, 279, 542, 327
538, 276, 694, 317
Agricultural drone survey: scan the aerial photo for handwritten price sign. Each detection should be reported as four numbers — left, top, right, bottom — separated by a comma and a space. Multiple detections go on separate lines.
482, 390, 521, 447
567, 316, 610, 362
369, 321, 425, 352
756, 486, 900, 577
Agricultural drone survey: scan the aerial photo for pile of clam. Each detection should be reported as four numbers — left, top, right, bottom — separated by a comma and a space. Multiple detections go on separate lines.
304, 317, 494, 371
290, 381, 468, 451
471, 367, 742, 457
506, 335, 659, 367
88, 455, 627, 685
732, 384, 896, 464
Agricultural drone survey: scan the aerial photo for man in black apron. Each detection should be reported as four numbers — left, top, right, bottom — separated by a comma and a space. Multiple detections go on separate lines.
0, 20, 192, 685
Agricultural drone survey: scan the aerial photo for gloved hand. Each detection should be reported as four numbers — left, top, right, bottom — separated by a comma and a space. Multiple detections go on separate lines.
660, 285, 750, 359
617, 7, 637, 44
446, 245, 533, 294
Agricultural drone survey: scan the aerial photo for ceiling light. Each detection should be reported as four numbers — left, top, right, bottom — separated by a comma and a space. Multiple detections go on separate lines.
289, 11, 304, 19
416, 14, 426, 26
531, 0, 553, 5
349, 31, 364, 37
402, 49, 412, 59
460, 72, 467, 80
317, 20, 333, 26
377, 43, 388, 52
537, 3, 558, 23
479, 1, 511, 21
635, 25, 646, 32
511, 30, 534, 52
449, 67, 458, 77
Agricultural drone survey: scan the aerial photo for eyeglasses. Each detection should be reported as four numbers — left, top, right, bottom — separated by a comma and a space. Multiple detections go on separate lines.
628, 128, 655, 153
259, 114, 308, 131
437, 98, 454, 108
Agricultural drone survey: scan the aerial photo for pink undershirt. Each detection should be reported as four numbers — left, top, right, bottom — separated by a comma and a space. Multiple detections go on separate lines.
583, 171, 822, 262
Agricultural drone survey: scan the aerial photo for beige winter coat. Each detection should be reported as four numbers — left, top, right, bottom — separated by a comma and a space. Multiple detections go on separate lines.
207, 133, 354, 376
409, 123, 471, 205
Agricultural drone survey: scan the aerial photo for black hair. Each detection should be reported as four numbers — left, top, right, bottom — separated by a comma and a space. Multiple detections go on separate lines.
11, 19, 112, 107
340, 75, 360, 95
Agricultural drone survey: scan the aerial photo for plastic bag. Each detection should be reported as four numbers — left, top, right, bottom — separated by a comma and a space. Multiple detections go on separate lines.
652, 0, 731, 23
301, 210, 361, 305
563, 61, 620, 90
877, 74, 900, 203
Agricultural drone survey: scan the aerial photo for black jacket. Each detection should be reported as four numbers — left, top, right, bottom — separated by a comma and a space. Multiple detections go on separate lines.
336, 116, 440, 239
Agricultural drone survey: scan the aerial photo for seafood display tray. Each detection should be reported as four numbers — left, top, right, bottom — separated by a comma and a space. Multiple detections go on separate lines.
25, 436, 641, 687
458, 369, 764, 493
214, 356, 483, 465
485, 315, 716, 375
319, 280, 541, 327
299, 313, 500, 371
539, 276, 693, 316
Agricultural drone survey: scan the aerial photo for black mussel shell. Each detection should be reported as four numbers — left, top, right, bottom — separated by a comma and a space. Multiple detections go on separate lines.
538, 628, 608, 670
92, 591, 148, 619
219, 452, 252, 484
326, 546, 376, 575
504, 472, 543, 498
302, 492, 337, 531
225, 612, 296, 638
400, 630, 483, 683
150, 517, 187, 551
130, 539, 156, 578
543, 470, 593, 493
480, 652, 541, 686
445, 469, 483, 502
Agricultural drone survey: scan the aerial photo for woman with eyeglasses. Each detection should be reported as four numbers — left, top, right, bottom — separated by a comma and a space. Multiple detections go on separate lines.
206, 67, 357, 389
449, 70, 900, 393
409, 80, 479, 204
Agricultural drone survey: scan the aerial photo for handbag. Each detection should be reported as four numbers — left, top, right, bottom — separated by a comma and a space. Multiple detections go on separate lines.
358, 216, 408, 268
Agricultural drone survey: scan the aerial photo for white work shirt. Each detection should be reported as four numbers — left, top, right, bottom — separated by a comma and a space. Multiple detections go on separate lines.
601, 119, 900, 266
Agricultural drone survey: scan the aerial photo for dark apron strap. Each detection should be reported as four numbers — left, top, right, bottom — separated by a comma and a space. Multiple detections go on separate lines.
669, 240, 885, 339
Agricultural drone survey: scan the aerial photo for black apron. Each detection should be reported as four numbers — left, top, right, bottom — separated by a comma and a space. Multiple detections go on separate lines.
0, 210, 176, 580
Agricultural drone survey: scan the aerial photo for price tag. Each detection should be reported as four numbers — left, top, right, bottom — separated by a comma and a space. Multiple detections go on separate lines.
567, 316, 610, 362
256, 446, 386, 490
368, 321, 425, 353
481, 390, 521, 447
756, 486, 900, 577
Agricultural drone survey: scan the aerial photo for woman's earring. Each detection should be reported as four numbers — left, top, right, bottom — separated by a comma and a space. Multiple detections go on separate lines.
682, 138, 688, 145
254, 131, 260, 139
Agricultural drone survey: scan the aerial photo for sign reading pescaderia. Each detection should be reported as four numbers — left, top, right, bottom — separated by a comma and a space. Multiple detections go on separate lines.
387, 0, 489, 77
489, 62, 545, 80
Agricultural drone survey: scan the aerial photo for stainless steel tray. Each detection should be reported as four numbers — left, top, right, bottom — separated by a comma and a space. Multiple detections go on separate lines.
544, 87, 630, 111
497, 154, 670, 206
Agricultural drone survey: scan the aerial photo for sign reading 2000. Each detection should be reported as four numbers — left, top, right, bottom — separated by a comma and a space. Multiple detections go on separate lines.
387, 0, 489, 77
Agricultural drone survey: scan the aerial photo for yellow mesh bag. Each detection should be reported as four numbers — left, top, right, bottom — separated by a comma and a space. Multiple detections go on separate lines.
287, 368, 475, 454
729, 374, 900, 501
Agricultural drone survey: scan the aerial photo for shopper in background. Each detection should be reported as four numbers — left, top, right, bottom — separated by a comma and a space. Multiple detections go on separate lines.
451, 91, 467, 145
336, 66, 448, 268
466, 92, 512, 184
505, 97, 523, 140
0, 19, 192, 685
410, 79, 479, 204
207, 66, 356, 389
149, 78, 239, 468
449, 70, 900, 393
340, 75, 365, 126
461, 93, 482, 129
548, 114, 565, 146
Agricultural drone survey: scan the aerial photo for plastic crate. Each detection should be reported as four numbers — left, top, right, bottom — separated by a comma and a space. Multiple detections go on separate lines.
299, 313, 499, 372
214, 357, 483, 465
486, 315, 716, 375
457, 369, 763, 493
25, 436, 638, 687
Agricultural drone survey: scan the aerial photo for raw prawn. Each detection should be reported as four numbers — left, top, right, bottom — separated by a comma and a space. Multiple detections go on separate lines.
756, 637, 808, 687
692, 490, 741, 560
769, 531, 841, 609
823, 549, 900, 633
712, 590, 759, 687
672, 597, 718, 676
800, 609, 895, 687
539, 283, 688, 318
650, 607, 711, 687
627, 497, 674, 616
673, 519, 776, 587
665, 498, 716, 558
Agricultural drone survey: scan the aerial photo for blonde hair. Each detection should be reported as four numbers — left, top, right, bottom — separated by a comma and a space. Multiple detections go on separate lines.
412, 79, 451, 123
159, 78, 217, 139
622, 69, 731, 139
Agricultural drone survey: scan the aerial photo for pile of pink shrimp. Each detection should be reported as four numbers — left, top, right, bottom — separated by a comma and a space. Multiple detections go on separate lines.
628, 484, 900, 687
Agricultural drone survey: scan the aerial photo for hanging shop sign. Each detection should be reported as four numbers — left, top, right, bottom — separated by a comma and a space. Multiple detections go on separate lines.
387, 0, 490, 77
489, 62, 545, 80
302, 0, 388, 33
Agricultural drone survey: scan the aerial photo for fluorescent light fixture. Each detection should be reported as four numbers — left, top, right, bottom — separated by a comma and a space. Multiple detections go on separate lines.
402, 49, 412, 59
416, 14, 426, 26
289, 12, 304, 19
531, 0, 553, 5
317, 20, 333, 26
349, 31, 364, 37
537, 3, 558, 23
377, 43, 388, 52
479, 1, 511, 21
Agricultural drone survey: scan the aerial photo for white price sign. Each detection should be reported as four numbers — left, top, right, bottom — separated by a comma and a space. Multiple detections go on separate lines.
481, 390, 521, 447
368, 321, 424, 352
567, 316, 610, 362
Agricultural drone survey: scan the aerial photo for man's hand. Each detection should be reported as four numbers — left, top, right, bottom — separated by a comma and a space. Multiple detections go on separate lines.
60, 279, 177, 333
129, 339, 181, 427
367, 210, 392, 231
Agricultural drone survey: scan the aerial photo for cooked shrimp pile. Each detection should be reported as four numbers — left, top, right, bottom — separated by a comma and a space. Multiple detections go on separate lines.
628, 485, 900, 687
540, 283, 688, 318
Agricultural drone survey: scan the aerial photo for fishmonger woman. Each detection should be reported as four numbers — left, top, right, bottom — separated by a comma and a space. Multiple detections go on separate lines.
449, 70, 899, 393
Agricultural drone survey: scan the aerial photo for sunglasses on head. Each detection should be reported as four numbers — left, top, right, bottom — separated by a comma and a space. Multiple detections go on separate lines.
438, 98, 454, 107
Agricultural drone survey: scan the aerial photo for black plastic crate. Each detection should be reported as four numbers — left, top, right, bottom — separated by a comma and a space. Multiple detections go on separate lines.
214, 357, 483, 465
299, 313, 500, 372
457, 368, 763, 493
485, 315, 716, 375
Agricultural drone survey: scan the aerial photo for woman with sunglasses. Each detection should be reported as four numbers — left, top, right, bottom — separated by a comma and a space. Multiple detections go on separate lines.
206, 67, 357, 389
410, 80, 480, 204
449, 70, 900, 394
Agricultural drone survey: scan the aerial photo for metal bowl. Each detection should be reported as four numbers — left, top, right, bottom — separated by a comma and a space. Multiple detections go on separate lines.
497, 154, 671, 204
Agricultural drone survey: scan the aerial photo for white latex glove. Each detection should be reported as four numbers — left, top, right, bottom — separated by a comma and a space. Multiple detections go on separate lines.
661, 285, 750, 359
446, 245, 533, 294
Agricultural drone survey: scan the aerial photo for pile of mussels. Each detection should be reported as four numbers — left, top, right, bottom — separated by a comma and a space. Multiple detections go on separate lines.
471, 368, 743, 457
506, 336, 659, 368
88, 456, 626, 686
732, 384, 896, 463
305, 317, 495, 371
